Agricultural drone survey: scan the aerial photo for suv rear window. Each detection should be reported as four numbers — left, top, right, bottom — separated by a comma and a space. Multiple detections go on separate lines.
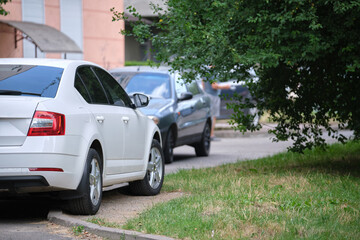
0, 65, 63, 98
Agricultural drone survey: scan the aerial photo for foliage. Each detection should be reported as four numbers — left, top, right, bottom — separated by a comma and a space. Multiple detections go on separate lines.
121, 141, 360, 239
0, 0, 11, 16
112, 0, 360, 152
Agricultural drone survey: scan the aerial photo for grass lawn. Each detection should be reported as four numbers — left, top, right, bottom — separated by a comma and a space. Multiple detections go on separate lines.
99, 141, 360, 239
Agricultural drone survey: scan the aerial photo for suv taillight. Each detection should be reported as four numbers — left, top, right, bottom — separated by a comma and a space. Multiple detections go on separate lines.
28, 111, 65, 136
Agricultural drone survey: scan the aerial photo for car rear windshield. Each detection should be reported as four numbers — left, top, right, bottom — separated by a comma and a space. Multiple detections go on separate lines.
124, 73, 171, 99
0, 65, 63, 98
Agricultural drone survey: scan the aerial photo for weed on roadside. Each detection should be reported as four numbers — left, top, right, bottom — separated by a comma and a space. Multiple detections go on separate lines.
72, 225, 84, 236
87, 217, 121, 229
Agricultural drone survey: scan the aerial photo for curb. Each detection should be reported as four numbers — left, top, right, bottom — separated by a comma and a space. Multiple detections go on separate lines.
214, 123, 276, 138
47, 210, 174, 240
214, 129, 273, 138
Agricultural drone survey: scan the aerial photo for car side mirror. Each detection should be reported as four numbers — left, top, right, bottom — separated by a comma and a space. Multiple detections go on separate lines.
132, 93, 149, 108
178, 92, 193, 101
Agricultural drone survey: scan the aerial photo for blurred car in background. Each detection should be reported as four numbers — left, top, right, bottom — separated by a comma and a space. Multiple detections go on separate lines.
217, 69, 259, 126
110, 66, 212, 163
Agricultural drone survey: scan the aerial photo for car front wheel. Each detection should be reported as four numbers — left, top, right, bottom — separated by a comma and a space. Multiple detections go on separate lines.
129, 139, 164, 195
65, 148, 103, 215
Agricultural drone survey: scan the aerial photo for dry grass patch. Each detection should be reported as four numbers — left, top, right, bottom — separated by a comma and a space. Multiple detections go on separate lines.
251, 202, 278, 214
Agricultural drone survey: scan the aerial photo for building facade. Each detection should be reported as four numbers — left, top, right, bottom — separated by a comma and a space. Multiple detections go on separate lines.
0, 0, 125, 69
124, 0, 165, 62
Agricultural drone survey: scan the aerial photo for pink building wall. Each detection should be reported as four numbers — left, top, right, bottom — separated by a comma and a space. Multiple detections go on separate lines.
0, 0, 124, 69
44, 0, 61, 59
0, 0, 23, 58
83, 0, 124, 69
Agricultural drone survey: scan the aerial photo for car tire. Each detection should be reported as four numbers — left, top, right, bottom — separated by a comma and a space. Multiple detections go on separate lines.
195, 121, 211, 157
65, 148, 103, 215
164, 129, 174, 164
129, 139, 164, 196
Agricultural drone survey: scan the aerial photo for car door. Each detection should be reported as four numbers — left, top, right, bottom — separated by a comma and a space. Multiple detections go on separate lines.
174, 74, 200, 140
75, 66, 127, 175
186, 80, 209, 133
92, 67, 147, 173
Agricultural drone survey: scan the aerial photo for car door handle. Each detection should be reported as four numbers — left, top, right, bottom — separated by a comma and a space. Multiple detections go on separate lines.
96, 116, 105, 123
122, 117, 129, 124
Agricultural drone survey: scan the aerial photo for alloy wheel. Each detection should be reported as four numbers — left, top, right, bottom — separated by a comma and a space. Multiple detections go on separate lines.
89, 158, 101, 206
147, 147, 163, 189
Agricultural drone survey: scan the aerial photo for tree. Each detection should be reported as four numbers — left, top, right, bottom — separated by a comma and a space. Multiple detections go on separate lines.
112, 0, 360, 152
0, 0, 11, 16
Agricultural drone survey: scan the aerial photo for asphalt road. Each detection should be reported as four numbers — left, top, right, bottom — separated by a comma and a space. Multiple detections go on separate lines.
0, 196, 74, 240
0, 130, 354, 240
168, 133, 292, 174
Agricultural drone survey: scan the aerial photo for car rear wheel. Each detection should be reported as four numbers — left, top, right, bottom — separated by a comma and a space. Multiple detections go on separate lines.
195, 122, 211, 156
65, 148, 103, 215
129, 139, 164, 195
164, 129, 175, 164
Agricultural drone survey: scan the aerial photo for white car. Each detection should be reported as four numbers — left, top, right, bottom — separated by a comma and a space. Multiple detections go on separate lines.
0, 58, 164, 215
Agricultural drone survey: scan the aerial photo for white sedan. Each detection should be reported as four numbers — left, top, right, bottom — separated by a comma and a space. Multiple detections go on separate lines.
0, 58, 164, 215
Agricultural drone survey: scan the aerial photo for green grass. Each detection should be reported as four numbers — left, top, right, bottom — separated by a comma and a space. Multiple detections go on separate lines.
124, 60, 152, 66
116, 141, 360, 239
72, 225, 84, 236
87, 217, 121, 228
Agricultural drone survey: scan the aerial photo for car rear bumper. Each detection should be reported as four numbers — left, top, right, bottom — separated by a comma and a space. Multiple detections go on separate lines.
0, 135, 88, 192
0, 153, 83, 192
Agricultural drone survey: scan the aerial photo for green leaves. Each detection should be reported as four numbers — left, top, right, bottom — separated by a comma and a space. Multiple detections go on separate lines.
112, 0, 360, 152
0, 0, 11, 16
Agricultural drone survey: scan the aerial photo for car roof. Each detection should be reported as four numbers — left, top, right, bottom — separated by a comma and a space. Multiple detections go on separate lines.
110, 65, 173, 74
0, 58, 97, 69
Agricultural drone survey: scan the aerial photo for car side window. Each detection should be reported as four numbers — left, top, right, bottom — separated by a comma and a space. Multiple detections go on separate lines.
76, 66, 109, 104
74, 73, 92, 102
174, 74, 188, 99
92, 67, 133, 108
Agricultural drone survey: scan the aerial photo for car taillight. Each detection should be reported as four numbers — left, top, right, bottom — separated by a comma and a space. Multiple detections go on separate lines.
28, 111, 65, 136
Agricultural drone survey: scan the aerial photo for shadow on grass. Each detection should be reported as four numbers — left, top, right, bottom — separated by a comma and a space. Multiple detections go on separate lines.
239, 141, 360, 178
292, 157, 360, 178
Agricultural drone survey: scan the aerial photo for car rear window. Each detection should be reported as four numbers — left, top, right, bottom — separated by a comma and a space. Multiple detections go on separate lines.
0, 65, 63, 98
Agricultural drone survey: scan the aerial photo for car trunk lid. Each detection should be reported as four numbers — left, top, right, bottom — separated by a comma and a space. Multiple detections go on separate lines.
0, 96, 44, 146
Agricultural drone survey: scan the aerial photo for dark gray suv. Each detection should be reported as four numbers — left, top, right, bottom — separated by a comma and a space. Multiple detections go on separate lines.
110, 66, 212, 163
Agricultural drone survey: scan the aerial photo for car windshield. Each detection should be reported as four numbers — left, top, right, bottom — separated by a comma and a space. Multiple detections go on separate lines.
124, 73, 171, 99
0, 65, 63, 98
